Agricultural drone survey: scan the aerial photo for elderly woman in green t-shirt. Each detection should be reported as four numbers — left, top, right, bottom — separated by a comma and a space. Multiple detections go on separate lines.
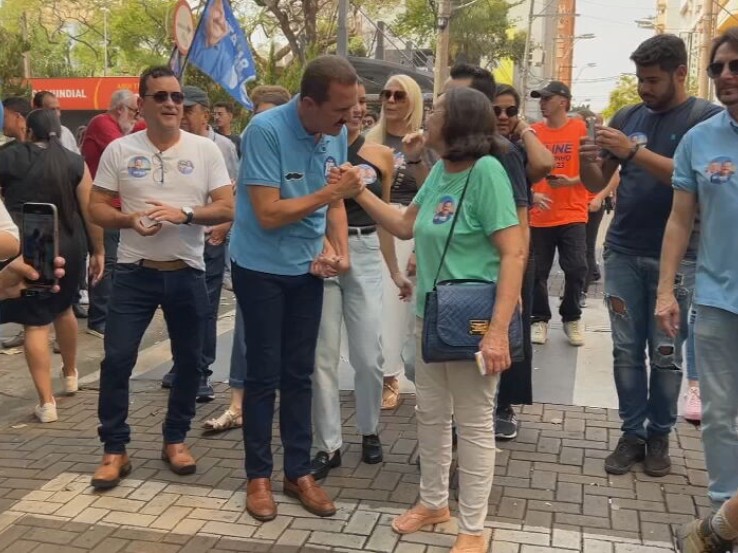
352, 86, 526, 553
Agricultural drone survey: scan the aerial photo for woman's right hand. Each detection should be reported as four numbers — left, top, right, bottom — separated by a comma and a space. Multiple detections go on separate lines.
401, 131, 426, 162
479, 326, 512, 375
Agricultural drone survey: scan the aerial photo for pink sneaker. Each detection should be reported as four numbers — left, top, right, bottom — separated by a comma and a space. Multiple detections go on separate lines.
683, 386, 702, 423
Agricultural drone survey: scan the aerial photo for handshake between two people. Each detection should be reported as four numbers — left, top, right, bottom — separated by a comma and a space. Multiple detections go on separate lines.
310, 163, 366, 279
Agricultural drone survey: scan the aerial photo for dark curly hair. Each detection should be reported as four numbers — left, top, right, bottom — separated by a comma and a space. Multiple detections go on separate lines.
494, 84, 521, 108
449, 63, 496, 101
630, 34, 687, 73
710, 28, 738, 64
441, 87, 499, 162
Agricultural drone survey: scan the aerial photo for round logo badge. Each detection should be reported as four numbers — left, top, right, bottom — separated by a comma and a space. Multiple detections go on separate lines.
324, 156, 337, 179
629, 132, 648, 147
356, 164, 378, 186
177, 159, 194, 175
127, 156, 151, 178
706, 156, 736, 185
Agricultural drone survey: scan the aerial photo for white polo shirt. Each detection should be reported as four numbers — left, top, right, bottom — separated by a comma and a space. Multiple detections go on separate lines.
94, 130, 231, 271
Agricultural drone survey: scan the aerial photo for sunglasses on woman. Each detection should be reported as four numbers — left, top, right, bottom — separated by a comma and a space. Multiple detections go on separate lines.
380, 89, 408, 102
143, 91, 186, 104
707, 59, 738, 79
493, 105, 519, 118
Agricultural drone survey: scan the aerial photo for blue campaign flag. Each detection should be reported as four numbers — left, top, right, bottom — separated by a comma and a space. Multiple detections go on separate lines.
188, 0, 257, 109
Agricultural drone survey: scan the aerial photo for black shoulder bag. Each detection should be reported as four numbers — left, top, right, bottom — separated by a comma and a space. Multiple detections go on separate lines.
421, 162, 524, 364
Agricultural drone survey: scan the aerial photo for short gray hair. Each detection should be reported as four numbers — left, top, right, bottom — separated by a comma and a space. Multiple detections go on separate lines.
109, 89, 135, 110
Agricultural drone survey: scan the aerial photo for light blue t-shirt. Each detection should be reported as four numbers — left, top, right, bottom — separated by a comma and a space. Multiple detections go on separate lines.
673, 110, 738, 315
230, 97, 348, 276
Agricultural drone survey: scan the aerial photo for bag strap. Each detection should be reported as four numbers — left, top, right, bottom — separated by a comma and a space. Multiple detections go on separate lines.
432, 161, 476, 289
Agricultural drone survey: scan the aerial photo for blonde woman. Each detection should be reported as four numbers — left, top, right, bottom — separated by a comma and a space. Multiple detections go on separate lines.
366, 74, 429, 407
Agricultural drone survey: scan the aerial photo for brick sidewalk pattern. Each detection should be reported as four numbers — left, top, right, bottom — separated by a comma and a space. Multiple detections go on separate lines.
0, 380, 709, 553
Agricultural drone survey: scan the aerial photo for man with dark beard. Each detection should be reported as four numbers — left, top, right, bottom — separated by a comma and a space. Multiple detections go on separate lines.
580, 35, 721, 479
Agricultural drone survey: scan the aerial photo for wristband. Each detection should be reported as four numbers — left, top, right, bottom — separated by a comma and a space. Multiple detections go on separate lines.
520, 127, 536, 137
406, 158, 422, 165
622, 143, 640, 162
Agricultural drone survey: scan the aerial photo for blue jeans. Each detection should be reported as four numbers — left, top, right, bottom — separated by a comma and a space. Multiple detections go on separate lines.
674, 259, 696, 379
228, 304, 247, 389
167, 242, 225, 379
693, 305, 738, 508
98, 264, 209, 453
603, 249, 685, 439
232, 265, 323, 481
312, 232, 384, 452
686, 306, 698, 382
88, 229, 120, 331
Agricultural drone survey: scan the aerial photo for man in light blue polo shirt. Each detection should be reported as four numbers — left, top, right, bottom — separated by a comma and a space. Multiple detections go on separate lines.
656, 28, 738, 552
230, 55, 363, 522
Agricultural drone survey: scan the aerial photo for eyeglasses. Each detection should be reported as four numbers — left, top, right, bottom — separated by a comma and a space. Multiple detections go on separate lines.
152, 152, 166, 186
707, 59, 738, 79
493, 105, 519, 118
143, 91, 185, 104
380, 89, 408, 102
125, 105, 140, 116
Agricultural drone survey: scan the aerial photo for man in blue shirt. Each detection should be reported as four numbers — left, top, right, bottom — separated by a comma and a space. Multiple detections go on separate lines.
580, 35, 721, 479
657, 30, 738, 550
230, 55, 363, 522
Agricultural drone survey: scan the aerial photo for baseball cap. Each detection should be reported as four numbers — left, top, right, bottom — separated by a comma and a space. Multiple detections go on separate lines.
183, 86, 210, 108
531, 81, 572, 99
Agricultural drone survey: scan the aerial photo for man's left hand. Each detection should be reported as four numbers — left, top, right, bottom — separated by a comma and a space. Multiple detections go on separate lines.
595, 126, 632, 159
208, 222, 231, 246
547, 175, 580, 188
145, 201, 188, 225
655, 293, 680, 339
0, 256, 66, 300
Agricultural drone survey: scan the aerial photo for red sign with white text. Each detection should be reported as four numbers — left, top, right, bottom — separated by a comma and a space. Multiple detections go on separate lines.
28, 77, 140, 111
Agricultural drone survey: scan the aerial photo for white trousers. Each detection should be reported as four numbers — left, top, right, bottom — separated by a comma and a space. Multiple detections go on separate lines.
312, 233, 385, 452
415, 319, 499, 535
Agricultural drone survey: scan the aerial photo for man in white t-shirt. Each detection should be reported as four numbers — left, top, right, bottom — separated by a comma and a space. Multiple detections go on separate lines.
87, 66, 233, 490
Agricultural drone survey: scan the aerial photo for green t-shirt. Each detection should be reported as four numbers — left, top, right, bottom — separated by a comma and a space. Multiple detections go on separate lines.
412, 155, 519, 318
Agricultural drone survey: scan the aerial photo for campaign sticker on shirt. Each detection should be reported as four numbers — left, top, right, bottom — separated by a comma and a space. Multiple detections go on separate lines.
705, 156, 736, 184
127, 156, 151, 178
324, 156, 337, 179
433, 195, 456, 225
629, 132, 648, 147
356, 164, 378, 186
393, 151, 406, 169
177, 160, 194, 175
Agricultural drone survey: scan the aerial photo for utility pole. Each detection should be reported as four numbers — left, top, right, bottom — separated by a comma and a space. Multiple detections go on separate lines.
520, 0, 536, 119
433, 0, 452, 97
337, 0, 348, 57
21, 12, 31, 78
698, 0, 715, 99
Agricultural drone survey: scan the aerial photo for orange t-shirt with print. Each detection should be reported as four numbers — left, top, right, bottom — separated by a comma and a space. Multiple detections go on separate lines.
530, 118, 590, 228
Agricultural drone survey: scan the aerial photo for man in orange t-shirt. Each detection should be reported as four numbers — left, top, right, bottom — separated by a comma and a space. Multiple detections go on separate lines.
529, 81, 589, 347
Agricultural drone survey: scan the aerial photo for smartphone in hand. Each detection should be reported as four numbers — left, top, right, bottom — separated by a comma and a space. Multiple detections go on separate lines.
586, 116, 597, 143
21, 202, 59, 292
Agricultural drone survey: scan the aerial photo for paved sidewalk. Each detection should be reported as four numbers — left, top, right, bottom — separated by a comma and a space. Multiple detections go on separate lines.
0, 379, 709, 553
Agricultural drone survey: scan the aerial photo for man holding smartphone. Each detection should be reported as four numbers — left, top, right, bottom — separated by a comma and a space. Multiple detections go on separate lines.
528, 81, 589, 347
88, 66, 233, 490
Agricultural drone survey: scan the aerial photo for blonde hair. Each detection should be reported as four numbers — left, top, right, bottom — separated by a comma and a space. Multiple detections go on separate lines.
366, 74, 424, 145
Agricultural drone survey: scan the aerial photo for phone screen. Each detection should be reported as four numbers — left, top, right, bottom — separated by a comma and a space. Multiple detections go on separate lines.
586, 117, 597, 141
22, 204, 58, 288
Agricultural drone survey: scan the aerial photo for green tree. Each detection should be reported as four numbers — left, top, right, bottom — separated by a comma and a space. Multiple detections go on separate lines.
602, 75, 640, 121
393, 0, 523, 66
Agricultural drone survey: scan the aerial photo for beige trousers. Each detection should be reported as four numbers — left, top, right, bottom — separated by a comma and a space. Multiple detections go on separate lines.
415, 318, 499, 535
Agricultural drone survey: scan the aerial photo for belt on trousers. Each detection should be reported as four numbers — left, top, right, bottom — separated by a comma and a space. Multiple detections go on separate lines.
137, 259, 189, 271
348, 225, 377, 236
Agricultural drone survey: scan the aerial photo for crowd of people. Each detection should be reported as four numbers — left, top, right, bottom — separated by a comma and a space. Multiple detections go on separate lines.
0, 30, 737, 553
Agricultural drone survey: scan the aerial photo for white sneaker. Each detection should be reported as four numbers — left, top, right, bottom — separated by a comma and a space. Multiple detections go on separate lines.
61, 368, 79, 395
564, 320, 585, 346
79, 290, 89, 305
531, 321, 548, 344
34, 401, 58, 423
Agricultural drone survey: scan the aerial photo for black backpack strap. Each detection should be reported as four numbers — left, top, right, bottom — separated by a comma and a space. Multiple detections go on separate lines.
686, 98, 719, 129
609, 104, 642, 131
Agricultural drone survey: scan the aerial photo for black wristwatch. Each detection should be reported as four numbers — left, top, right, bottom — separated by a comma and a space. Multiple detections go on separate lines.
181, 206, 194, 225
622, 143, 640, 162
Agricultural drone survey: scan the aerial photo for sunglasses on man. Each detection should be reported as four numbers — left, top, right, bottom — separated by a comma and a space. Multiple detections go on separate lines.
707, 59, 738, 79
493, 105, 519, 118
380, 90, 408, 102
143, 91, 186, 105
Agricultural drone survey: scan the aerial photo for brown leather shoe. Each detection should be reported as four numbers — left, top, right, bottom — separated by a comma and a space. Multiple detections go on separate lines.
246, 478, 277, 522
91, 453, 132, 490
161, 443, 197, 475
284, 475, 336, 517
